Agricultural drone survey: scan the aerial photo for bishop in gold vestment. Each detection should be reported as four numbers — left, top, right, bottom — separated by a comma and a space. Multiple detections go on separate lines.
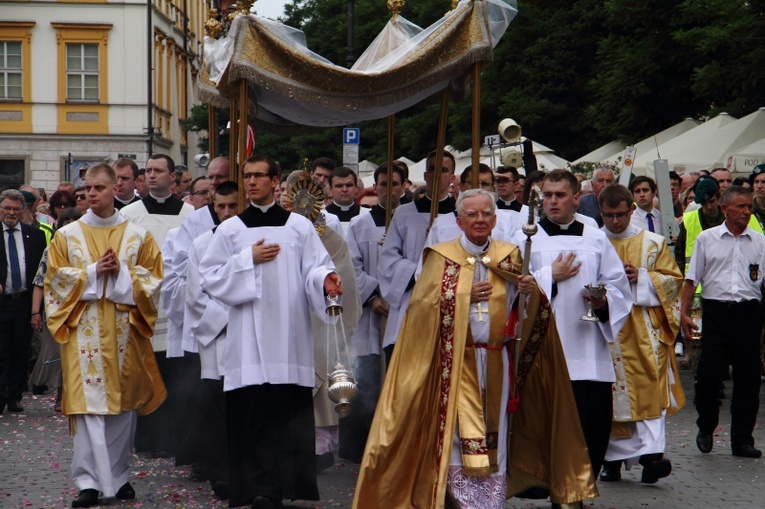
45, 165, 165, 505
599, 185, 685, 484
354, 190, 597, 509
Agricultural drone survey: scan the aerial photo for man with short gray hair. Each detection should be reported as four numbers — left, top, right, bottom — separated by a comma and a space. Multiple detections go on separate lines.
0, 189, 46, 413
578, 167, 615, 227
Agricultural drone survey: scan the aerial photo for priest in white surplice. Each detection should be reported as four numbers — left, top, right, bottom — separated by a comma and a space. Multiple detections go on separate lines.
339, 162, 404, 462
121, 153, 193, 458
181, 183, 241, 498
45, 164, 165, 509
510, 169, 632, 482
378, 150, 457, 363
199, 155, 342, 509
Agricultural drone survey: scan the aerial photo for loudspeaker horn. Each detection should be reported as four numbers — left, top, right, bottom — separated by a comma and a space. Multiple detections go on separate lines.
501, 149, 523, 167
194, 153, 210, 168
498, 118, 522, 143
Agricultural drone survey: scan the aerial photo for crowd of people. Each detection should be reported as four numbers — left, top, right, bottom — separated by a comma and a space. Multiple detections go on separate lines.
1, 152, 764, 509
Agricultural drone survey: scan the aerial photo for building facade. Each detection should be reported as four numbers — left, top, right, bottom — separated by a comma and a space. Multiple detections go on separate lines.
0, 0, 211, 192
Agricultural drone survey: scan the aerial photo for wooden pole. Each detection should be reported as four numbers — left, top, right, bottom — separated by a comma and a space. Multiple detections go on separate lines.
470, 63, 481, 189
384, 115, 395, 230
237, 80, 248, 211
228, 96, 238, 184
207, 104, 217, 160
430, 89, 450, 228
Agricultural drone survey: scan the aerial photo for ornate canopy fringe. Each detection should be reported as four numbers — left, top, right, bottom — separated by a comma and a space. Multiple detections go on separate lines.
199, 0, 518, 128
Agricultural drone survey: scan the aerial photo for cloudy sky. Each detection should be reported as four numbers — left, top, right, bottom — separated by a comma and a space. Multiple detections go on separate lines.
253, 0, 288, 20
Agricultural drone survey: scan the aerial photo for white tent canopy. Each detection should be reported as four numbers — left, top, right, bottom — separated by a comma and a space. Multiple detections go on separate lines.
631, 112, 739, 175
574, 141, 625, 165
603, 118, 701, 165
724, 137, 765, 173
574, 118, 701, 166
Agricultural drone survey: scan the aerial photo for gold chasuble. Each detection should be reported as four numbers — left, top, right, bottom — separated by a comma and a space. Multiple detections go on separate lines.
607, 230, 685, 433
45, 219, 166, 421
353, 238, 596, 508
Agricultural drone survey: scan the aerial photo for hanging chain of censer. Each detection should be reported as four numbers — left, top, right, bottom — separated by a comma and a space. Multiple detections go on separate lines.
325, 295, 358, 416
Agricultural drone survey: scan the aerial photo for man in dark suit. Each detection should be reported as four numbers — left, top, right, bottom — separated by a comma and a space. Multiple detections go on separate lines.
578, 166, 615, 227
0, 189, 47, 413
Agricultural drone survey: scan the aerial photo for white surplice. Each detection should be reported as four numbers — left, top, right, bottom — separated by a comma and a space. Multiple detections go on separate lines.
377, 199, 454, 349
121, 197, 193, 351
198, 208, 335, 391
424, 209, 524, 250
160, 227, 185, 358
510, 223, 632, 382
346, 209, 385, 357
187, 229, 228, 380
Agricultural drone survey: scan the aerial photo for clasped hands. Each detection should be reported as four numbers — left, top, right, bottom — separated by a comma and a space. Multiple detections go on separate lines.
470, 275, 535, 303
96, 248, 120, 277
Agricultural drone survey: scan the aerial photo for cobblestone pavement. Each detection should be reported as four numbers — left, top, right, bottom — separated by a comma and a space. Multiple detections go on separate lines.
1, 368, 763, 509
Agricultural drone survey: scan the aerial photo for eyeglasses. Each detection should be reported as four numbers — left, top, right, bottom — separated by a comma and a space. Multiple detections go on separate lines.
495, 177, 516, 184
55, 203, 71, 208
601, 211, 630, 219
191, 190, 209, 196
461, 210, 495, 220
75, 194, 87, 201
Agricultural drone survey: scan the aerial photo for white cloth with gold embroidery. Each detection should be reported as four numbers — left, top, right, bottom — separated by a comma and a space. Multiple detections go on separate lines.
445, 235, 516, 509
45, 209, 162, 497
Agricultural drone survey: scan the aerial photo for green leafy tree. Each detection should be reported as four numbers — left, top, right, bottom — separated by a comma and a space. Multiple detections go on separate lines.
585, 0, 707, 145
674, 0, 765, 116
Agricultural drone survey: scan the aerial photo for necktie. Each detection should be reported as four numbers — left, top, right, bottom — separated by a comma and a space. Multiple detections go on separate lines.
646, 212, 655, 233
7, 228, 22, 291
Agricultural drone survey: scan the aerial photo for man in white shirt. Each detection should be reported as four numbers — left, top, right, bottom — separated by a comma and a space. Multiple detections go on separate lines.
199, 154, 341, 509
629, 176, 663, 235
681, 185, 765, 458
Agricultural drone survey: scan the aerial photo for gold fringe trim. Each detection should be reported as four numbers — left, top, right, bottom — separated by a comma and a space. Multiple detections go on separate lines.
68, 415, 77, 436
460, 466, 492, 479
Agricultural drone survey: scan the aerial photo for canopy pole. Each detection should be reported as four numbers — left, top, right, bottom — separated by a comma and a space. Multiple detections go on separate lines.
471, 63, 481, 189
208, 105, 217, 160
228, 96, 238, 184
384, 115, 395, 230
430, 88, 450, 228
237, 80, 249, 211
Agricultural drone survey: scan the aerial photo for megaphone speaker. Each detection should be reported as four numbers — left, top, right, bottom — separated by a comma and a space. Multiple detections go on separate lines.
194, 153, 210, 167
498, 118, 522, 143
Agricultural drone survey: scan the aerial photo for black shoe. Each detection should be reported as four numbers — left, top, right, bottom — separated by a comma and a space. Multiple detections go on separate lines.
7, 400, 23, 413
732, 444, 762, 458
641, 458, 672, 483
210, 480, 229, 499
188, 464, 208, 482
150, 450, 173, 459
71, 489, 99, 508
116, 482, 135, 500
316, 451, 334, 473
599, 460, 622, 482
32, 384, 48, 395
251, 496, 282, 509
697, 431, 713, 453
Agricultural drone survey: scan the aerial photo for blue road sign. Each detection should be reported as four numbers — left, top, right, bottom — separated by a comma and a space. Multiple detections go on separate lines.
343, 128, 360, 144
